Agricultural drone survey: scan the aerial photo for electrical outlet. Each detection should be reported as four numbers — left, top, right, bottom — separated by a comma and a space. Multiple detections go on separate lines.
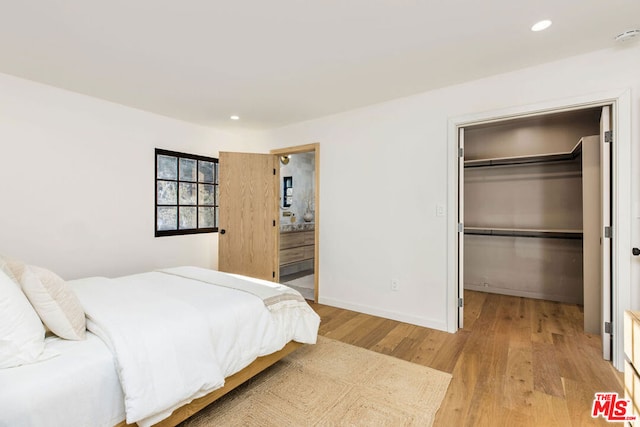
391, 279, 399, 291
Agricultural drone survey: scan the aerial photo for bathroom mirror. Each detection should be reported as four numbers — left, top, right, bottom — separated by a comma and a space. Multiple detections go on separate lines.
283, 176, 293, 207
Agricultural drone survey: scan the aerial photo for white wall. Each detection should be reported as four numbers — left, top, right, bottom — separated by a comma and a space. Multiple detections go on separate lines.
256, 45, 640, 331
0, 73, 259, 280
1, 44, 638, 333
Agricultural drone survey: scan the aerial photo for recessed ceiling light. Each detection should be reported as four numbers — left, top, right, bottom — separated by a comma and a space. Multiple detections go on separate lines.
531, 20, 552, 32
230, 115, 240, 120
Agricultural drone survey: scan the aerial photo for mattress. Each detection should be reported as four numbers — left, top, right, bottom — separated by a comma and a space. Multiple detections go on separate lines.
0, 333, 125, 427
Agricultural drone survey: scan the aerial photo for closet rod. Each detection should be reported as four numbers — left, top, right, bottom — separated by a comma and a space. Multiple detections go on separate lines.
464, 228, 583, 240
464, 156, 578, 168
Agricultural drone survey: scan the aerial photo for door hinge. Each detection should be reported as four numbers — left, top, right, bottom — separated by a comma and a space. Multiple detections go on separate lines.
458, 298, 464, 308
458, 223, 464, 233
604, 226, 612, 239
458, 147, 464, 158
604, 130, 613, 144
604, 321, 612, 334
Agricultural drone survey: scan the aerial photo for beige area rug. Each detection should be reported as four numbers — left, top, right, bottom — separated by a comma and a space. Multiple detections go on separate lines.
179, 336, 452, 426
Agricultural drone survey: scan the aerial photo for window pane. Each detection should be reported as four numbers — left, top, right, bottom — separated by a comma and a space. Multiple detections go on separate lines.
157, 207, 177, 230
179, 207, 197, 229
157, 155, 177, 180
199, 184, 215, 205
215, 185, 219, 206
157, 181, 177, 205
198, 161, 215, 183
198, 207, 216, 228
179, 158, 197, 182
179, 182, 196, 205
155, 149, 219, 236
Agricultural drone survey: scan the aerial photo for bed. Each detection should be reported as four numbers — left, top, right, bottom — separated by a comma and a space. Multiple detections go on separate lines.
0, 263, 320, 427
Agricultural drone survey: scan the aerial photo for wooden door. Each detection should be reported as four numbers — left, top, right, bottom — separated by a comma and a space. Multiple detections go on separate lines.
218, 152, 279, 281
600, 106, 612, 360
458, 127, 465, 328
581, 135, 602, 334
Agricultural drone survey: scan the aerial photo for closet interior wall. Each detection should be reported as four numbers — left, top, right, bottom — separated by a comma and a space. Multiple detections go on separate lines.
463, 109, 601, 310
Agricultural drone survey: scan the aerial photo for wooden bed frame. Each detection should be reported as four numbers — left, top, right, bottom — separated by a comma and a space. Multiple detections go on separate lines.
114, 341, 303, 427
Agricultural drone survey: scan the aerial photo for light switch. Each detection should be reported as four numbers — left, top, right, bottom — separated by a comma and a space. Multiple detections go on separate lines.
436, 204, 446, 217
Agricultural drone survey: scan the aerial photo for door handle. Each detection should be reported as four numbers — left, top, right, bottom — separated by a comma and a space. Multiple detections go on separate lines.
633, 247, 640, 256
220, 229, 226, 235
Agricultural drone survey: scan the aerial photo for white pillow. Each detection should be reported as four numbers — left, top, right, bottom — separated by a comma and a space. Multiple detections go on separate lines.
0, 269, 46, 368
0, 255, 23, 286
21, 265, 87, 341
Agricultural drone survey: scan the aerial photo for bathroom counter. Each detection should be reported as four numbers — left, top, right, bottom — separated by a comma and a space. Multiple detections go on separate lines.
280, 222, 315, 233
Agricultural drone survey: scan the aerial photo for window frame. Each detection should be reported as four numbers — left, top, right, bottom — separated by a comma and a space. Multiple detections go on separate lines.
155, 148, 219, 237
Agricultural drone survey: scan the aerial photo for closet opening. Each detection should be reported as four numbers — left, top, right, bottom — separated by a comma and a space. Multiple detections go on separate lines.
458, 105, 613, 359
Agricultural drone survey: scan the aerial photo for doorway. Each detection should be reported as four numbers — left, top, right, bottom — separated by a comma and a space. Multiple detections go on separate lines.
447, 90, 632, 371
270, 143, 320, 302
459, 106, 611, 356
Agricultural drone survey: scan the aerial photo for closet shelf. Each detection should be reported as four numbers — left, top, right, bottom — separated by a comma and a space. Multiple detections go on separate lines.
464, 226, 583, 240
464, 139, 582, 168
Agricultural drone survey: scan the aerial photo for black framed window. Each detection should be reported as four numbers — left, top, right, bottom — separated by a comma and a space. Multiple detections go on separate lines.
155, 148, 218, 236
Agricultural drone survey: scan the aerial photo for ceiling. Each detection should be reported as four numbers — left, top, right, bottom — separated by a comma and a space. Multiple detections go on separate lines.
0, 1, 638, 130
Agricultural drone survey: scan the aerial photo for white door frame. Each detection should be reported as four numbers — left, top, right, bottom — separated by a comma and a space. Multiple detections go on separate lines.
446, 89, 631, 371
600, 105, 612, 360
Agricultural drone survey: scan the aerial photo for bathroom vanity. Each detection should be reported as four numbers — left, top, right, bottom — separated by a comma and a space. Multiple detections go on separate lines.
279, 224, 314, 280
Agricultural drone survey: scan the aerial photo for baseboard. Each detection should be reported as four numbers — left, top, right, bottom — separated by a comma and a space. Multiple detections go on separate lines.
464, 284, 583, 305
318, 296, 449, 332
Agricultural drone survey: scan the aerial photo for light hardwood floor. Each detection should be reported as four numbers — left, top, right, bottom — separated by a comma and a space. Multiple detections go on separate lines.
308, 290, 623, 427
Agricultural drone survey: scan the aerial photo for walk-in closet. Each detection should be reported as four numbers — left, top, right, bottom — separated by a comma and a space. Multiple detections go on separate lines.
461, 106, 611, 334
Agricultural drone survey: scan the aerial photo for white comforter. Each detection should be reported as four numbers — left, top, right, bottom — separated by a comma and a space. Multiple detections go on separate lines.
70, 267, 319, 427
